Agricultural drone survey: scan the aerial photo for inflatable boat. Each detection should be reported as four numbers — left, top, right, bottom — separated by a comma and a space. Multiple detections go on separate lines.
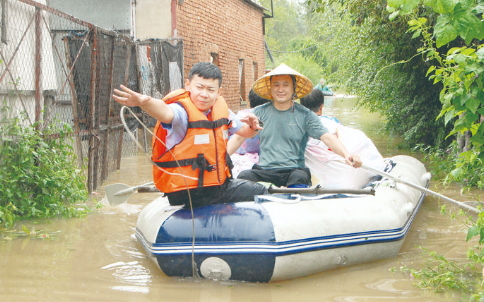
135, 155, 430, 282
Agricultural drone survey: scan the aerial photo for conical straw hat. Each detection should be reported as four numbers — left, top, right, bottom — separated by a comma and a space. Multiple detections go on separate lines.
252, 63, 313, 100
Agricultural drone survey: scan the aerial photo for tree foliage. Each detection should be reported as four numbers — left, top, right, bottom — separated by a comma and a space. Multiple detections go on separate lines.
257, 0, 325, 83
260, 0, 308, 54
304, 0, 453, 147
386, 0, 484, 189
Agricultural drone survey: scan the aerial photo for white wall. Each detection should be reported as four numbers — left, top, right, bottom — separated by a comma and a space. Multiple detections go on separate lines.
47, 0, 131, 32
135, 0, 172, 40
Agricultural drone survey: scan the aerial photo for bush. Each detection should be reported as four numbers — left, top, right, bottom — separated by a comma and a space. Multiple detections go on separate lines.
418, 142, 484, 192
0, 106, 89, 228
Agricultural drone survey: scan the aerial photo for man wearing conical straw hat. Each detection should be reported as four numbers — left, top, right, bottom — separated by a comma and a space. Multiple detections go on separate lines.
237, 63, 362, 188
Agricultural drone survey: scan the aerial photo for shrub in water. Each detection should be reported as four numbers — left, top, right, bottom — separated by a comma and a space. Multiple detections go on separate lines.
0, 106, 89, 228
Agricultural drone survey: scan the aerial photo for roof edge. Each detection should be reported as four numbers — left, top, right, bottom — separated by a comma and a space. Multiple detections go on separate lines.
241, 0, 269, 12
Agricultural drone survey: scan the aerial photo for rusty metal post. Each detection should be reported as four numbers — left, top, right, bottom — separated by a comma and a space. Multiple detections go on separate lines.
63, 37, 84, 169
92, 32, 102, 191
101, 36, 116, 182
116, 42, 132, 171
34, 7, 42, 129
87, 27, 98, 193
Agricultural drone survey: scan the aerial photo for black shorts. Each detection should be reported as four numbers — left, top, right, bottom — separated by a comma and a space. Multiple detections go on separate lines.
165, 178, 268, 208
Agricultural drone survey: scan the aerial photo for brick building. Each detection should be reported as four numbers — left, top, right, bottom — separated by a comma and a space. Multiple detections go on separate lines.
48, 0, 268, 113
173, 0, 267, 112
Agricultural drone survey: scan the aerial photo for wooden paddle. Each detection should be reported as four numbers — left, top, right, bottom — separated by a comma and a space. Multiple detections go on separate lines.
104, 181, 374, 206
268, 186, 375, 195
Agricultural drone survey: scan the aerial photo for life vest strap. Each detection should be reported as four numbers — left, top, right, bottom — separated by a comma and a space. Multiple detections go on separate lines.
187, 118, 230, 129
153, 154, 216, 188
225, 152, 234, 175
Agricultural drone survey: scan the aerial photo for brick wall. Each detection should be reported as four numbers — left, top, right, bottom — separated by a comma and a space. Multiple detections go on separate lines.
175, 0, 266, 112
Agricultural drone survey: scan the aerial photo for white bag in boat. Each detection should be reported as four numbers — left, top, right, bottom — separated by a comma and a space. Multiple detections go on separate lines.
305, 117, 385, 189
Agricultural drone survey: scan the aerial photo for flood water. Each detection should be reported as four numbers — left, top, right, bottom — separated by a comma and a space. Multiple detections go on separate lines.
1, 96, 482, 301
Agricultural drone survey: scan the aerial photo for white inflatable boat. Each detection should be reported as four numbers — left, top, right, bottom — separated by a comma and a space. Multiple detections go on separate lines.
135, 155, 430, 282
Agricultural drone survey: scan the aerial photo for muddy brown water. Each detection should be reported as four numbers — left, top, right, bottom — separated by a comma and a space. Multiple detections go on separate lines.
1, 96, 482, 301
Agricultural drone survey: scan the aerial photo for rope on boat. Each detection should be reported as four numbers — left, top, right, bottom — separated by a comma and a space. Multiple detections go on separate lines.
333, 159, 480, 214
120, 106, 200, 279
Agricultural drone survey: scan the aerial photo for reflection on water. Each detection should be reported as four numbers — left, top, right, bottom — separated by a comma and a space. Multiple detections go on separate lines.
102, 261, 151, 294
0, 96, 478, 301
322, 96, 410, 158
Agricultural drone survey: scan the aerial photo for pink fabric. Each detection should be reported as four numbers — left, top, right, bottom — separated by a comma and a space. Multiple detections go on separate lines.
230, 153, 259, 178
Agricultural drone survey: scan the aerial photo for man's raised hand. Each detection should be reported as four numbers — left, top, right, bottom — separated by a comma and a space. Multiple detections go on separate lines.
113, 85, 152, 107
240, 112, 263, 132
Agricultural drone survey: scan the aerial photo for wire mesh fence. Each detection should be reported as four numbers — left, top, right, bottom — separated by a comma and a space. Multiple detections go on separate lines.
0, 0, 184, 192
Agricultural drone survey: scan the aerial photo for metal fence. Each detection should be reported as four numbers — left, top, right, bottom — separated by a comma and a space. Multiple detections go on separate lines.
0, 0, 184, 192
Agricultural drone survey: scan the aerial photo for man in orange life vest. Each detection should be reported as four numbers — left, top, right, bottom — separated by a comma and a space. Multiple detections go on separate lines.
113, 62, 268, 207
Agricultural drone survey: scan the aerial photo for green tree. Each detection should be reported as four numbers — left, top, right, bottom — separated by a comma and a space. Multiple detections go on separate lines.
305, 0, 451, 147
393, 0, 484, 189
261, 0, 308, 55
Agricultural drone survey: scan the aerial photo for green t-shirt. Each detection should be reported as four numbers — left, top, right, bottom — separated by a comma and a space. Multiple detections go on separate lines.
253, 102, 328, 169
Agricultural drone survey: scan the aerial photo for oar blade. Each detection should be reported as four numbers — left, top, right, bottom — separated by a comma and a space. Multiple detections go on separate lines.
105, 183, 133, 206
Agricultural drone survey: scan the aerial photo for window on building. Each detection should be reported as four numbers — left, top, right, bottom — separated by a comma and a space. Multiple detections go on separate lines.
239, 59, 246, 105
253, 61, 258, 84
211, 52, 219, 66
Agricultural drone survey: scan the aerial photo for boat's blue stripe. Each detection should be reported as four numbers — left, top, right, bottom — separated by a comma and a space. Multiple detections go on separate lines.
136, 190, 425, 257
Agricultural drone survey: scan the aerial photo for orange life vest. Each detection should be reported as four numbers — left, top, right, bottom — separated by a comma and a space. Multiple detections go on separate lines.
151, 89, 233, 193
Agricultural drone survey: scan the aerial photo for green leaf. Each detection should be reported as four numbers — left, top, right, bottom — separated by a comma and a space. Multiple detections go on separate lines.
453, 54, 466, 64
470, 132, 484, 145
468, 226, 480, 241
408, 19, 418, 26
479, 227, 484, 244
387, 0, 405, 8
426, 65, 436, 76
447, 47, 461, 55
424, 0, 457, 14
461, 48, 475, 56
444, 109, 455, 125
401, 0, 422, 13
411, 29, 422, 38
442, 93, 453, 109
464, 97, 481, 113
417, 17, 427, 25
460, 94, 471, 106
476, 47, 484, 60
22, 224, 30, 235
389, 10, 400, 21
434, 15, 458, 47
451, 167, 462, 178
477, 107, 484, 116
453, 7, 484, 44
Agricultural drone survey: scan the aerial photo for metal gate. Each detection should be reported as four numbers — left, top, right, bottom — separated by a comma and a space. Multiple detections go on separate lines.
0, 0, 184, 192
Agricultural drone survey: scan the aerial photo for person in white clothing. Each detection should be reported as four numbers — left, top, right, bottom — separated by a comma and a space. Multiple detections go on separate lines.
300, 89, 386, 189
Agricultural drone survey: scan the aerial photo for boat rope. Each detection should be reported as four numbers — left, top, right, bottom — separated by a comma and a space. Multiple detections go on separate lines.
119, 108, 197, 181
120, 106, 200, 279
